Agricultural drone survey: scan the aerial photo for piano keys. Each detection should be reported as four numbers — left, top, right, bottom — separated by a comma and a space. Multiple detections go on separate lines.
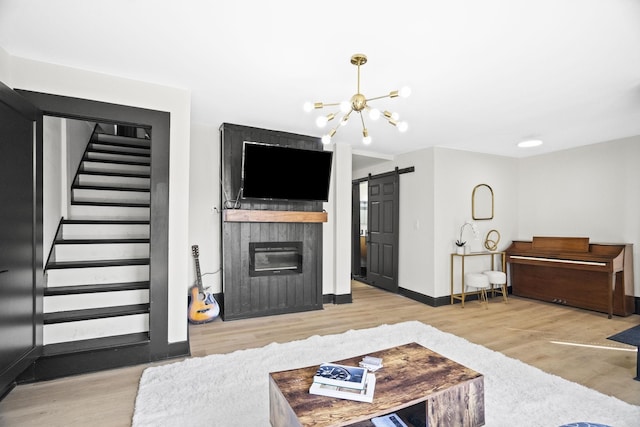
506, 236, 634, 318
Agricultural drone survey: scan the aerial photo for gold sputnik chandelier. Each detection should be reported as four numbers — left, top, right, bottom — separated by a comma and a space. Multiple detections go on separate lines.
304, 53, 411, 145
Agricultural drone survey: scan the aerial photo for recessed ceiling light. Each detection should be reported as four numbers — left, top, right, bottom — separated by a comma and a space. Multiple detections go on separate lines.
518, 139, 543, 148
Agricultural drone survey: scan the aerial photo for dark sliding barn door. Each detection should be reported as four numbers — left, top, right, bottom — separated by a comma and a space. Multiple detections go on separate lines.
366, 173, 399, 293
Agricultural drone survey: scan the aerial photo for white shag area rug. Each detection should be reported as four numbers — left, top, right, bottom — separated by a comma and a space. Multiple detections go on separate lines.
132, 321, 640, 426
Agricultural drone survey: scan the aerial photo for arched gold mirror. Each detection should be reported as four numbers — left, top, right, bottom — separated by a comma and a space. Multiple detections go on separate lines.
472, 184, 494, 220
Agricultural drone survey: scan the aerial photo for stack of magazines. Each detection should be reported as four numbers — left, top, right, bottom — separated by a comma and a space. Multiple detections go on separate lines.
309, 363, 376, 403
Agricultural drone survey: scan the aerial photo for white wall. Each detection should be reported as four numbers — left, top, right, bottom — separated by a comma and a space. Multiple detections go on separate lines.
66, 119, 95, 197
327, 142, 352, 297
0, 45, 10, 84
43, 116, 63, 267
354, 146, 519, 299
518, 136, 640, 295
354, 147, 437, 296
8, 55, 192, 343
433, 148, 519, 297
188, 122, 222, 290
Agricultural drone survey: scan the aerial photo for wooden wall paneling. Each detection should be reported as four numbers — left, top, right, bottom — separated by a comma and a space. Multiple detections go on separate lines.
278, 223, 290, 310
294, 222, 304, 307
303, 223, 316, 306
256, 221, 268, 312
219, 123, 325, 320
240, 222, 251, 313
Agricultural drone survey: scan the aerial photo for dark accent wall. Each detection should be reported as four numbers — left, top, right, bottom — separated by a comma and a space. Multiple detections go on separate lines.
220, 123, 324, 320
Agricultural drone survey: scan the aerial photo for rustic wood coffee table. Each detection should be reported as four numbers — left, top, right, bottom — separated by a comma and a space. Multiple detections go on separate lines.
269, 342, 485, 427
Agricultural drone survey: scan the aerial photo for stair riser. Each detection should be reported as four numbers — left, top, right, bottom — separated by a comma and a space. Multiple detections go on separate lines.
62, 223, 150, 239
72, 188, 150, 204
44, 290, 149, 313
90, 143, 150, 156
86, 152, 150, 164
53, 243, 149, 262
81, 161, 150, 175
97, 134, 150, 147
69, 204, 150, 220
43, 314, 149, 345
47, 265, 150, 287
77, 174, 150, 188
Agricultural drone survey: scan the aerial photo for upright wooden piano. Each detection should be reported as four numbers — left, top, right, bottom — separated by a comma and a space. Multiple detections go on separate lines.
506, 237, 634, 318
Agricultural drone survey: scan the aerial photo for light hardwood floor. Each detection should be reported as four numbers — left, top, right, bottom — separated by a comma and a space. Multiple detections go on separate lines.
1, 280, 639, 426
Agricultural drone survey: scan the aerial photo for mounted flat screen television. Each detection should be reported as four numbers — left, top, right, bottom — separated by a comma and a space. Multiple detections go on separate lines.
241, 141, 333, 202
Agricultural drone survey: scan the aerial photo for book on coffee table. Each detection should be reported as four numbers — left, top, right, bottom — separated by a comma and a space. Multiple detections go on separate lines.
313, 363, 368, 390
371, 413, 408, 427
309, 372, 376, 403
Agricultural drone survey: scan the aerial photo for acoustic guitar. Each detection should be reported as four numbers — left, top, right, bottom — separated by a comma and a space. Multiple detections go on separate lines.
188, 245, 220, 324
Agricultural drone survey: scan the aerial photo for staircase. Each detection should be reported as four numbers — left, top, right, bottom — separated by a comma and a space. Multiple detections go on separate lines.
40, 126, 153, 378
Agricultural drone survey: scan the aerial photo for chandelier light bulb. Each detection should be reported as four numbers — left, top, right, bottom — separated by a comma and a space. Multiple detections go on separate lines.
340, 101, 351, 113
316, 113, 335, 128
316, 116, 328, 128
391, 112, 399, 120
322, 128, 336, 144
398, 121, 408, 132
399, 86, 411, 98
303, 102, 314, 113
362, 128, 372, 145
368, 108, 381, 120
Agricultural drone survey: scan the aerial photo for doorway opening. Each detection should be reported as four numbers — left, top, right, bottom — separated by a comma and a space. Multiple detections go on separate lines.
351, 171, 400, 293
357, 181, 368, 278
351, 167, 414, 294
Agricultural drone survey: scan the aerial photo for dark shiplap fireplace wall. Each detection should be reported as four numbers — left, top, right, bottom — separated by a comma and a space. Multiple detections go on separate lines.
219, 123, 325, 320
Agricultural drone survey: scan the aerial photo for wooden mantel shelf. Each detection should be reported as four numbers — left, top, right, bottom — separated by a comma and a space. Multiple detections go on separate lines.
223, 209, 328, 223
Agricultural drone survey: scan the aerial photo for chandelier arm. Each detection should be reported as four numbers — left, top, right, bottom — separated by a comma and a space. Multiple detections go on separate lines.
365, 93, 394, 102
341, 109, 353, 125
359, 111, 367, 130
381, 112, 398, 126
315, 101, 342, 109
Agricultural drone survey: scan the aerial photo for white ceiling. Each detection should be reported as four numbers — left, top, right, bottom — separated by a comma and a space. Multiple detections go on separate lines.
1, 0, 639, 160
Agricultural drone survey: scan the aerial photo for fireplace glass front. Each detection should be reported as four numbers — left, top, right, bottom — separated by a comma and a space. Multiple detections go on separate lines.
249, 241, 303, 276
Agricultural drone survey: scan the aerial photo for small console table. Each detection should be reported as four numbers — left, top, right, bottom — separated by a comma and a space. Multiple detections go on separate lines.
450, 251, 506, 307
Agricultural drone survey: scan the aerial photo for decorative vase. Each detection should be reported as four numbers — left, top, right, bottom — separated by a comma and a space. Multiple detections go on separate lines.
456, 246, 465, 255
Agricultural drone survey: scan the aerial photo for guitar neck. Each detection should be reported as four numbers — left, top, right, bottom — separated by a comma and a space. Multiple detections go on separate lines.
194, 258, 204, 292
